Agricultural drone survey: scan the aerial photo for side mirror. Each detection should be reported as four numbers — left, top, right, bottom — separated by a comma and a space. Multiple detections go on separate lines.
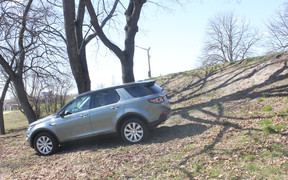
59, 111, 72, 118
59, 112, 65, 118
59, 111, 65, 118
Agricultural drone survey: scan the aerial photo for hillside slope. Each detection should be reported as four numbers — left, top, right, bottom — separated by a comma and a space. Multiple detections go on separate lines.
0, 53, 288, 179
155, 52, 288, 178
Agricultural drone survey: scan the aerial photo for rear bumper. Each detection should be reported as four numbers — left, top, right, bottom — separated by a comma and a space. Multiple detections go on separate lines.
149, 108, 171, 128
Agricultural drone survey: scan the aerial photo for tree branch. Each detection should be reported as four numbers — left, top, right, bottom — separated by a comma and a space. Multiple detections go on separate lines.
83, 0, 123, 59
17, 0, 34, 77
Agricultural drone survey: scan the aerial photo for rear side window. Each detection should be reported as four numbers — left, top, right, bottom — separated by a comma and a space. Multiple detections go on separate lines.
125, 84, 163, 98
93, 89, 120, 108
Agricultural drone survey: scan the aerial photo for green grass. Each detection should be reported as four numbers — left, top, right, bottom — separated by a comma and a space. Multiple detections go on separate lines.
263, 126, 275, 133
278, 110, 287, 116
258, 98, 264, 102
3, 111, 28, 131
259, 119, 272, 127
246, 57, 256, 62
245, 163, 260, 172
263, 105, 272, 111
247, 155, 256, 161
259, 119, 285, 133
275, 125, 285, 131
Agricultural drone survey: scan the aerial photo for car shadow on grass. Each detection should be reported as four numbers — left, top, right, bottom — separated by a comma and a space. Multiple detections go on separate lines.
57, 123, 208, 154
148, 123, 208, 144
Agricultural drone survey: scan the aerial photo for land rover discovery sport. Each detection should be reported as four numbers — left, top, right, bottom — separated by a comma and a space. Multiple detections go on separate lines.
26, 80, 171, 155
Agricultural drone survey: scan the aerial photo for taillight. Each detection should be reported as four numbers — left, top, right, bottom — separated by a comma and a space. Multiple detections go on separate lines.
148, 97, 164, 104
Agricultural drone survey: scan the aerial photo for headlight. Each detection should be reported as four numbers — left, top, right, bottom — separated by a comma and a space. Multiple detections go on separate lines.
27, 124, 36, 135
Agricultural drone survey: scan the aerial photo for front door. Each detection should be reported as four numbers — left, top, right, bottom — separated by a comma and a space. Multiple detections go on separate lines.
55, 95, 92, 141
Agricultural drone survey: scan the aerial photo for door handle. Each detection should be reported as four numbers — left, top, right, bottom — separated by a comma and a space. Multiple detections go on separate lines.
80, 114, 88, 118
111, 106, 119, 110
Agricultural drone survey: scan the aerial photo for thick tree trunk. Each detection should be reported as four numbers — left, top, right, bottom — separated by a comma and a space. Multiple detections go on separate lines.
62, 0, 91, 94
121, 56, 135, 83
0, 79, 10, 135
71, 54, 91, 94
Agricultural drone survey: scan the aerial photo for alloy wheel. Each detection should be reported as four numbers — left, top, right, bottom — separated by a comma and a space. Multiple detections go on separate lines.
36, 135, 54, 155
124, 122, 144, 143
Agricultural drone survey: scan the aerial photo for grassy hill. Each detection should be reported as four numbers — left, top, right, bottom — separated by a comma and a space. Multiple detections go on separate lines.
0, 52, 288, 179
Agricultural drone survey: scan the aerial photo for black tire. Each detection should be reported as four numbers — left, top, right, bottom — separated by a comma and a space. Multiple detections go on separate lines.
34, 132, 59, 156
120, 118, 148, 144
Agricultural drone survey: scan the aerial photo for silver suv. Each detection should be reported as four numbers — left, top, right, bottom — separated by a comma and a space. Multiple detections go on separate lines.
26, 80, 171, 155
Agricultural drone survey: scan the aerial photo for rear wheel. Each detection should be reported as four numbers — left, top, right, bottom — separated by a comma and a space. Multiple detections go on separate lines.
120, 118, 148, 143
34, 132, 59, 156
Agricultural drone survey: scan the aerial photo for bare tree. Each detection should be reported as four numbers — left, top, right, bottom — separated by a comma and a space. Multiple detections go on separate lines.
267, 3, 288, 52
200, 12, 261, 66
0, 0, 37, 123
0, 0, 70, 123
84, 0, 145, 83
61, 0, 184, 90
61, 0, 124, 93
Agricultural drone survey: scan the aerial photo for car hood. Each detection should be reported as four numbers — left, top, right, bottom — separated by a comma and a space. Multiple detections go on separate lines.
30, 114, 57, 126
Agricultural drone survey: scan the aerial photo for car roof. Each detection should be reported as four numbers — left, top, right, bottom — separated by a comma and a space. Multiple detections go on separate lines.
77, 80, 156, 97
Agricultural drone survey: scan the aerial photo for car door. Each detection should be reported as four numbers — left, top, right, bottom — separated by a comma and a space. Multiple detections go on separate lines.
89, 89, 124, 134
55, 94, 93, 142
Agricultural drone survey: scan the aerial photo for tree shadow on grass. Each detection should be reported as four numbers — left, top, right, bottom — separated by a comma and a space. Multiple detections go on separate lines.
172, 61, 287, 178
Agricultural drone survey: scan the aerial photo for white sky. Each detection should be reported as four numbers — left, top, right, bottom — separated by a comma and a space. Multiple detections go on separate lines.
86, 0, 286, 90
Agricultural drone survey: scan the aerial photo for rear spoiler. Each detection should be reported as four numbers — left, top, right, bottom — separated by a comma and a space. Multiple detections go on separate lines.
138, 80, 156, 87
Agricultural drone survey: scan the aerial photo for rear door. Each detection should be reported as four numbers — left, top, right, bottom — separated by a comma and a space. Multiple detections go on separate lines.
89, 89, 124, 133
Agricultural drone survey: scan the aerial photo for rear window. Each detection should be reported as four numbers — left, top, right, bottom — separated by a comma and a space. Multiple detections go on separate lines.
125, 84, 163, 98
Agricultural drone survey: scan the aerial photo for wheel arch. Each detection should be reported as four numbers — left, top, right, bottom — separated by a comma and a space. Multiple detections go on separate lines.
116, 113, 149, 133
30, 129, 59, 148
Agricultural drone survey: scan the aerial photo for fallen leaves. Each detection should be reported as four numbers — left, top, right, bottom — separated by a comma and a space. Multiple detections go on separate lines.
1, 56, 288, 179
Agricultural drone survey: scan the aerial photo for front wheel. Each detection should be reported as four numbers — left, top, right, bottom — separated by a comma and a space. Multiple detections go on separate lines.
120, 118, 148, 143
34, 132, 59, 156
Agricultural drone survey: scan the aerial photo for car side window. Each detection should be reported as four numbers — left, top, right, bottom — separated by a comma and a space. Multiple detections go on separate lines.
124, 85, 152, 97
63, 95, 91, 116
93, 89, 120, 108
125, 84, 163, 98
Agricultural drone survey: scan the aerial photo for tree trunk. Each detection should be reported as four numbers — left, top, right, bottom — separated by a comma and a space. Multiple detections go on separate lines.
0, 105, 5, 135
13, 78, 37, 124
121, 56, 135, 83
62, 0, 91, 94
0, 79, 10, 135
